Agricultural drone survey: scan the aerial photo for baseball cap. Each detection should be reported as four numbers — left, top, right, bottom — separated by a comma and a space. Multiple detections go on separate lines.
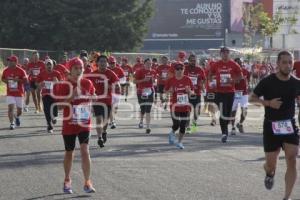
69, 57, 83, 69
7, 55, 18, 63
45, 59, 53, 66
220, 46, 230, 52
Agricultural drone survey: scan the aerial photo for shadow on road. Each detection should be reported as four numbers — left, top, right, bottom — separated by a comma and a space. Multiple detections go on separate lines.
24, 193, 91, 200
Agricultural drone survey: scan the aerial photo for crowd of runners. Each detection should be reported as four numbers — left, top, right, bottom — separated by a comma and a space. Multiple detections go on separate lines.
1, 48, 299, 200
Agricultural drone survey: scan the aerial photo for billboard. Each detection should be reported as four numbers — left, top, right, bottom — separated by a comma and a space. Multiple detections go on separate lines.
145, 0, 227, 41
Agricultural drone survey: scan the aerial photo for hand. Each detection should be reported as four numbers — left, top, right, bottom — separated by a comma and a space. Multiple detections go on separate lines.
268, 98, 282, 109
185, 86, 191, 93
53, 77, 59, 82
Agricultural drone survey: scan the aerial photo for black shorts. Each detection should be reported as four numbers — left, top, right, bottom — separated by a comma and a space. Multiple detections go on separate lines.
204, 92, 216, 103
63, 131, 90, 151
30, 81, 38, 90
263, 119, 299, 152
189, 95, 201, 108
158, 84, 165, 94
137, 94, 154, 114
93, 104, 111, 118
121, 83, 130, 87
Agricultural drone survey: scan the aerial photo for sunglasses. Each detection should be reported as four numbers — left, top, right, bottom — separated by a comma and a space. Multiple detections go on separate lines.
175, 68, 183, 71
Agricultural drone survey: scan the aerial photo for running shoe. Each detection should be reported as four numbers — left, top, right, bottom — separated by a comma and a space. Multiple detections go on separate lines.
83, 180, 96, 193
210, 120, 216, 126
24, 106, 29, 112
231, 128, 236, 135
111, 121, 116, 129
52, 118, 57, 125
186, 127, 191, 134
98, 137, 105, 148
176, 142, 184, 149
168, 131, 175, 145
47, 125, 54, 133
264, 174, 274, 190
15, 117, 20, 127
236, 123, 244, 133
102, 132, 107, 143
10, 123, 15, 130
63, 180, 73, 194
221, 134, 228, 143
35, 109, 39, 114
138, 122, 143, 129
146, 128, 151, 134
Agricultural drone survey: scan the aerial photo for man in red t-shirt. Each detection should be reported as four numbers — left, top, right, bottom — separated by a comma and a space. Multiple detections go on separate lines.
53, 57, 96, 194
230, 58, 251, 135
134, 58, 157, 134
28, 51, 46, 113
156, 56, 171, 110
87, 55, 119, 148
1, 55, 28, 130
120, 57, 133, 101
108, 56, 125, 129
165, 62, 194, 149
37, 59, 62, 133
293, 60, 300, 78
133, 57, 144, 73
82, 56, 93, 75
208, 47, 242, 143
184, 54, 206, 131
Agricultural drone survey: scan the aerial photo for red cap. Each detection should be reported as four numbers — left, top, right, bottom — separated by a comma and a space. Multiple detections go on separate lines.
69, 57, 83, 69
7, 55, 18, 63
108, 56, 116, 64
178, 51, 186, 59
173, 61, 184, 68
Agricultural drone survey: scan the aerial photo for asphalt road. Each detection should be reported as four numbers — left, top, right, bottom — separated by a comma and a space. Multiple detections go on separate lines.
0, 92, 299, 200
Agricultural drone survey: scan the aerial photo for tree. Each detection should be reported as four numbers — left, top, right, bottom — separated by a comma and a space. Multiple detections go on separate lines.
0, 0, 154, 51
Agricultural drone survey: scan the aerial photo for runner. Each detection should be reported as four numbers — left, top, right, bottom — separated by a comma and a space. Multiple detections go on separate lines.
134, 58, 156, 133
249, 50, 299, 200
87, 55, 119, 148
28, 51, 46, 113
1, 55, 28, 130
208, 47, 242, 143
230, 58, 251, 135
120, 57, 133, 102
165, 62, 194, 149
259, 61, 270, 80
53, 63, 69, 80
82, 56, 93, 75
59, 53, 69, 70
53, 57, 96, 194
184, 54, 206, 133
21, 57, 31, 112
133, 56, 144, 73
108, 56, 125, 129
156, 56, 171, 110
152, 58, 159, 104
37, 59, 62, 133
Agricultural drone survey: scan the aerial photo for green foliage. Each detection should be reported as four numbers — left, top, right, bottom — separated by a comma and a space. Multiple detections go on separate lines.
0, 0, 154, 51
257, 11, 284, 36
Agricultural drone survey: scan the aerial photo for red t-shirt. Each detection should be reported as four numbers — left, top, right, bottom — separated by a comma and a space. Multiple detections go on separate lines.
184, 65, 206, 95
135, 68, 156, 95
165, 76, 194, 112
28, 61, 46, 82
293, 61, 300, 78
234, 68, 250, 95
259, 64, 269, 77
53, 78, 95, 135
152, 63, 159, 71
109, 67, 125, 94
87, 69, 119, 105
60, 61, 70, 70
37, 70, 62, 96
2, 66, 27, 97
53, 64, 69, 80
210, 60, 242, 93
133, 63, 144, 74
156, 64, 171, 85
121, 64, 133, 82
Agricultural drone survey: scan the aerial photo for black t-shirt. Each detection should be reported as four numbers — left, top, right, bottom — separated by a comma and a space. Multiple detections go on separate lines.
253, 73, 300, 121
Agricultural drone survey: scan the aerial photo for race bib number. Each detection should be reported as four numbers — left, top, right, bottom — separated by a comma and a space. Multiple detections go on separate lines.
124, 71, 129, 77
162, 72, 168, 79
32, 69, 40, 76
190, 76, 198, 85
72, 105, 90, 122
119, 77, 126, 84
177, 94, 189, 105
209, 79, 216, 88
8, 80, 18, 89
142, 88, 152, 96
220, 73, 231, 86
235, 91, 243, 99
44, 81, 53, 90
272, 120, 294, 135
